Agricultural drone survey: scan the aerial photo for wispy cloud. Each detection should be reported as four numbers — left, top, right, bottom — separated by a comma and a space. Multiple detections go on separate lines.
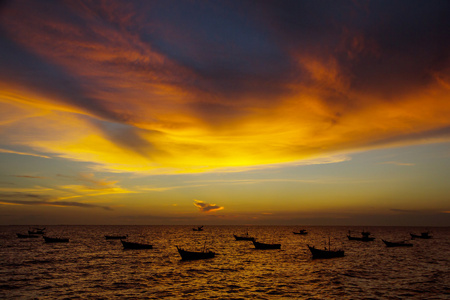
0, 193, 112, 210
0, 148, 51, 159
193, 199, 224, 213
13, 175, 45, 179
381, 161, 415, 166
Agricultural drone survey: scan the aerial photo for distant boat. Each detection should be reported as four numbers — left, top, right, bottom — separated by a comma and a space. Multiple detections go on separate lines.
28, 227, 45, 235
293, 229, 308, 235
193, 226, 204, 231
43, 236, 69, 243
382, 239, 413, 247
105, 235, 128, 240
176, 246, 215, 260
17, 233, 39, 238
252, 240, 281, 250
121, 240, 153, 249
347, 230, 375, 241
233, 233, 255, 241
410, 232, 432, 239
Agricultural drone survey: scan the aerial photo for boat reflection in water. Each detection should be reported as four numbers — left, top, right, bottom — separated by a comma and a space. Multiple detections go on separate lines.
176, 246, 215, 260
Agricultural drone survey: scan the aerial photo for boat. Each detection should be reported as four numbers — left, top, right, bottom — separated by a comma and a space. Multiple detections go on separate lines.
192, 226, 204, 231
307, 237, 344, 259
252, 240, 281, 250
176, 246, 215, 260
105, 235, 128, 240
121, 240, 153, 249
293, 229, 308, 235
233, 233, 255, 241
28, 227, 45, 235
347, 230, 375, 241
410, 231, 432, 239
382, 239, 413, 247
307, 244, 345, 259
43, 236, 69, 243
17, 233, 40, 238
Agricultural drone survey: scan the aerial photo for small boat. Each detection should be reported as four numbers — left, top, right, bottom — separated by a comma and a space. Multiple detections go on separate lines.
121, 240, 153, 249
192, 226, 204, 231
307, 237, 344, 259
43, 236, 69, 243
382, 239, 413, 247
307, 245, 345, 259
293, 229, 308, 235
28, 227, 45, 235
252, 240, 281, 250
176, 246, 215, 260
233, 233, 255, 241
410, 231, 432, 239
105, 235, 128, 240
347, 230, 375, 241
17, 233, 40, 238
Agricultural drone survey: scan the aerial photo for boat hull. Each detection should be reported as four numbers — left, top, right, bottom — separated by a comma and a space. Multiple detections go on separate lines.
121, 240, 153, 249
17, 233, 39, 238
382, 240, 413, 247
176, 246, 215, 260
233, 235, 255, 241
252, 241, 281, 249
44, 236, 69, 243
410, 233, 432, 239
307, 245, 344, 259
105, 235, 127, 240
347, 235, 375, 241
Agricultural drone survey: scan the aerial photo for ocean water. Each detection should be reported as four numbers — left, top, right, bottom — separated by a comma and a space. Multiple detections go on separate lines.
0, 225, 449, 299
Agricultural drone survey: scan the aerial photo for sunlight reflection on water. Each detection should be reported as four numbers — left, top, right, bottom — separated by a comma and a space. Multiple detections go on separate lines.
0, 225, 449, 299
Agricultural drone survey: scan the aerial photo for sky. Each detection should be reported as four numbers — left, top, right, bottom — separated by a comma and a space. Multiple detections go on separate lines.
0, 0, 449, 226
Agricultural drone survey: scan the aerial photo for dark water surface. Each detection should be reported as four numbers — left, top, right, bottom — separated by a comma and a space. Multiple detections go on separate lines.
1, 225, 449, 299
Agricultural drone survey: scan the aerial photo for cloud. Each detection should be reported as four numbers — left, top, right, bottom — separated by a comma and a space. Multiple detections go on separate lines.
193, 200, 224, 213
0, 1, 449, 175
381, 161, 415, 166
0, 193, 112, 211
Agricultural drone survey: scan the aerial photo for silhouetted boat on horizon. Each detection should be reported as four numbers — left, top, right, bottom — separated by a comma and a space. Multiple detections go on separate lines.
17, 233, 39, 238
176, 246, 215, 260
252, 240, 281, 249
105, 235, 128, 240
192, 226, 204, 231
293, 229, 308, 235
307, 237, 344, 259
28, 227, 45, 235
43, 236, 69, 243
382, 239, 413, 247
233, 233, 255, 241
121, 240, 153, 249
410, 231, 432, 239
347, 230, 375, 241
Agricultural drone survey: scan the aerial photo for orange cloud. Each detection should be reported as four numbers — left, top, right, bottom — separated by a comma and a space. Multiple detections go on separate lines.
193, 200, 224, 213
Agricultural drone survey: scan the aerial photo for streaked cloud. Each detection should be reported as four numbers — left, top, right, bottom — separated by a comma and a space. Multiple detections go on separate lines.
0, 193, 112, 211
380, 161, 415, 166
193, 200, 224, 213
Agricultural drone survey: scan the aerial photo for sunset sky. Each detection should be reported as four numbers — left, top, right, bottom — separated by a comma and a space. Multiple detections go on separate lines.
1, 0, 449, 226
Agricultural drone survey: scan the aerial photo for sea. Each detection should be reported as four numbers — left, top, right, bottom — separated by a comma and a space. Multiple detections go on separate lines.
1, 225, 449, 299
